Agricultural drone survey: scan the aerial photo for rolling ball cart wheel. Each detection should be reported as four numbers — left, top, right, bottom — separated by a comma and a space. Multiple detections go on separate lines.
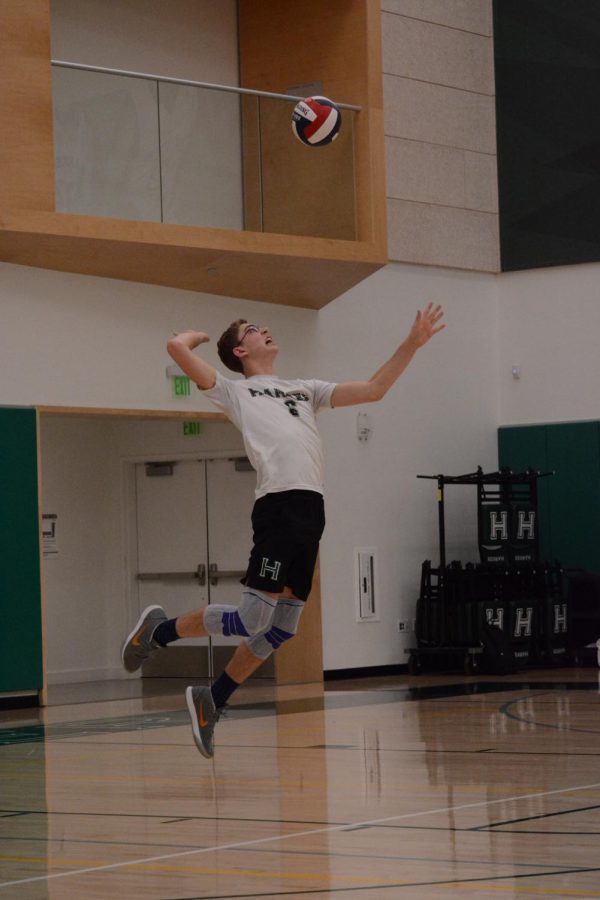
408, 652, 422, 675
464, 652, 478, 675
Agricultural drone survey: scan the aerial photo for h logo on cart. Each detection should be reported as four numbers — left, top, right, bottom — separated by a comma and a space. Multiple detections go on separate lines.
517, 510, 536, 540
489, 511, 508, 541
514, 607, 533, 637
486, 608, 504, 630
260, 557, 281, 581
553, 603, 567, 634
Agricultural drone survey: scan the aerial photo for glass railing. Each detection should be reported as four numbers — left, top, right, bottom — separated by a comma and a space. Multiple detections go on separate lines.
51, 62, 359, 241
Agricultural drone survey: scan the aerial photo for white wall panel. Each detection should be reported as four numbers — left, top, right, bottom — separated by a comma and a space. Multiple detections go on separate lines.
0, 263, 320, 411
498, 263, 600, 426
464, 150, 499, 213
382, 0, 493, 36
50, 0, 239, 84
315, 263, 499, 670
387, 199, 499, 271
384, 75, 496, 154
383, 1, 498, 272
383, 12, 494, 94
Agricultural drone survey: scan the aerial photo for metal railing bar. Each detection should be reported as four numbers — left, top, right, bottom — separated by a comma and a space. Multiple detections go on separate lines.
50, 60, 362, 110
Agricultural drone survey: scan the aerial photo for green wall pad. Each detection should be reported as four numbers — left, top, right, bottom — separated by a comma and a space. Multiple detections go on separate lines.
0, 408, 43, 693
499, 421, 600, 574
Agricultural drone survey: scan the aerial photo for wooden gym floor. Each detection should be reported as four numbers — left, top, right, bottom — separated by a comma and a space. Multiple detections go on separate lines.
1, 667, 600, 898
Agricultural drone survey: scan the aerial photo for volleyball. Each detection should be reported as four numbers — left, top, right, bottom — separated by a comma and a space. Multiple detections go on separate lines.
292, 96, 341, 146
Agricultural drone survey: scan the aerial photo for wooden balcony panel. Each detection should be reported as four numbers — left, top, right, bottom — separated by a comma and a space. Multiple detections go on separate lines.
0, 0, 386, 307
0, 210, 384, 309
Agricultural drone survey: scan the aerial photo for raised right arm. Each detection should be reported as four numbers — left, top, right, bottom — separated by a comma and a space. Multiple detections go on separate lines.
167, 331, 217, 390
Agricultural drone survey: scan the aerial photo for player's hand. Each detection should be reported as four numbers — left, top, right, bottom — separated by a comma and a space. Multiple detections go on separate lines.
407, 303, 445, 349
171, 330, 210, 348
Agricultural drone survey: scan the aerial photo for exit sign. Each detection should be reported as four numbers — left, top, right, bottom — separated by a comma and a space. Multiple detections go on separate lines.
183, 421, 203, 436
172, 375, 190, 397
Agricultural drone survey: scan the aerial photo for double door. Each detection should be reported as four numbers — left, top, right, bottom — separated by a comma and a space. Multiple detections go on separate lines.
135, 456, 261, 678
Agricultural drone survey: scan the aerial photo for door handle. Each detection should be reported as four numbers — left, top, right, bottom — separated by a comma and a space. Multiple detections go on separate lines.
137, 563, 206, 586
209, 563, 246, 586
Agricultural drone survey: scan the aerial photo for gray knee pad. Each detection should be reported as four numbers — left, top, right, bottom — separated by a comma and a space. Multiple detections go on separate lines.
203, 588, 276, 637
244, 598, 304, 660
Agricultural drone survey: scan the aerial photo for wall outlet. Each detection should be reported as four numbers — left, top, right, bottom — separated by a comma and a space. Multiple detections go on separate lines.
398, 620, 410, 632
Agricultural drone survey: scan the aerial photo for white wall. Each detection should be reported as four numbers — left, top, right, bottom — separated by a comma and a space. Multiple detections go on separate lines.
315, 263, 499, 670
5, 255, 502, 679
0, 259, 315, 683
41, 415, 118, 683
29, 255, 600, 680
25, 254, 600, 680
40, 414, 245, 683
382, 0, 499, 271
50, 0, 239, 84
0, 262, 319, 410
498, 263, 600, 427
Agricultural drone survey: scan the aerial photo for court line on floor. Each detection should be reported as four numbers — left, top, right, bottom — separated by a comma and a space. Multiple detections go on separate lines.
472, 802, 600, 830
159, 865, 600, 899
500, 695, 600, 735
2, 779, 600, 889
0, 833, 582, 871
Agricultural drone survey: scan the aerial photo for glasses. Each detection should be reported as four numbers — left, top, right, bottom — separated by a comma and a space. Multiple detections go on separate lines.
237, 324, 260, 345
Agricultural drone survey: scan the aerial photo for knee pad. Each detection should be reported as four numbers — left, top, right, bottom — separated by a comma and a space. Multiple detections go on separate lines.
203, 588, 276, 637
244, 598, 304, 660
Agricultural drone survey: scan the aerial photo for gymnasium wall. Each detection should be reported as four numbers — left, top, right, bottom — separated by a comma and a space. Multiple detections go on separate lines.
6, 0, 600, 682
0, 262, 319, 411
497, 262, 600, 427
0, 256, 499, 678
317, 263, 499, 671
382, 1, 499, 272
50, 0, 238, 83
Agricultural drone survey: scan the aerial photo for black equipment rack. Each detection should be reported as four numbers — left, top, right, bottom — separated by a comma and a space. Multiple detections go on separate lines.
405, 466, 554, 674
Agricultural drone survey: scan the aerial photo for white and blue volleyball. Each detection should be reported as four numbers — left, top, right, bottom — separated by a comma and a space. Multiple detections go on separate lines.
292, 96, 341, 146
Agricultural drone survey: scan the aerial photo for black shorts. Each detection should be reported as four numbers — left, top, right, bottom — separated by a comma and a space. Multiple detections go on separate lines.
242, 490, 325, 602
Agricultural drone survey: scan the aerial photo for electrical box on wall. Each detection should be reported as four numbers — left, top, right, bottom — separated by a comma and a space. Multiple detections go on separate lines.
356, 547, 378, 621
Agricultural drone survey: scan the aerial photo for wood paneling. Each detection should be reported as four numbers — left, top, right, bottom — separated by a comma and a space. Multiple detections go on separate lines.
257, 97, 356, 241
0, 0, 55, 210
0, 209, 383, 308
239, 0, 387, 253
37, 405, 227, 421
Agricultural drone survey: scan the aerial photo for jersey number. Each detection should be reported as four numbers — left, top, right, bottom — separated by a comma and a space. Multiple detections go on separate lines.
285, 400, 299, 417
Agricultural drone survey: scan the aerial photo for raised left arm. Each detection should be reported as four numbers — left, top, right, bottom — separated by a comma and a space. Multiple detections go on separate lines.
331, 303, 445, 408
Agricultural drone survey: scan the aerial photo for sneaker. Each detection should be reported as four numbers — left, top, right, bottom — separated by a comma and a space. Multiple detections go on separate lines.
186, 685, 221, 758
121, 605, 167, 672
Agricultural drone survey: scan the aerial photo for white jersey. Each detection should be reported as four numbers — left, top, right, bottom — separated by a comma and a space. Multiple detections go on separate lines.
203, 372, 336, 498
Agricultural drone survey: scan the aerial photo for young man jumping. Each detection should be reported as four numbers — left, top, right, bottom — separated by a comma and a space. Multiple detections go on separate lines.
121, 304, 445, 758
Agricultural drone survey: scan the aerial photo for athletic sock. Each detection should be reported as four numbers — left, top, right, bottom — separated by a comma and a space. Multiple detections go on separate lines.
211, 670, 240, 709
152, 618, 180, 647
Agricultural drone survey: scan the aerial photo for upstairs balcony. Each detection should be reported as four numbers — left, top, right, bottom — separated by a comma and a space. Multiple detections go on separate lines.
0, 0, 387, 308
